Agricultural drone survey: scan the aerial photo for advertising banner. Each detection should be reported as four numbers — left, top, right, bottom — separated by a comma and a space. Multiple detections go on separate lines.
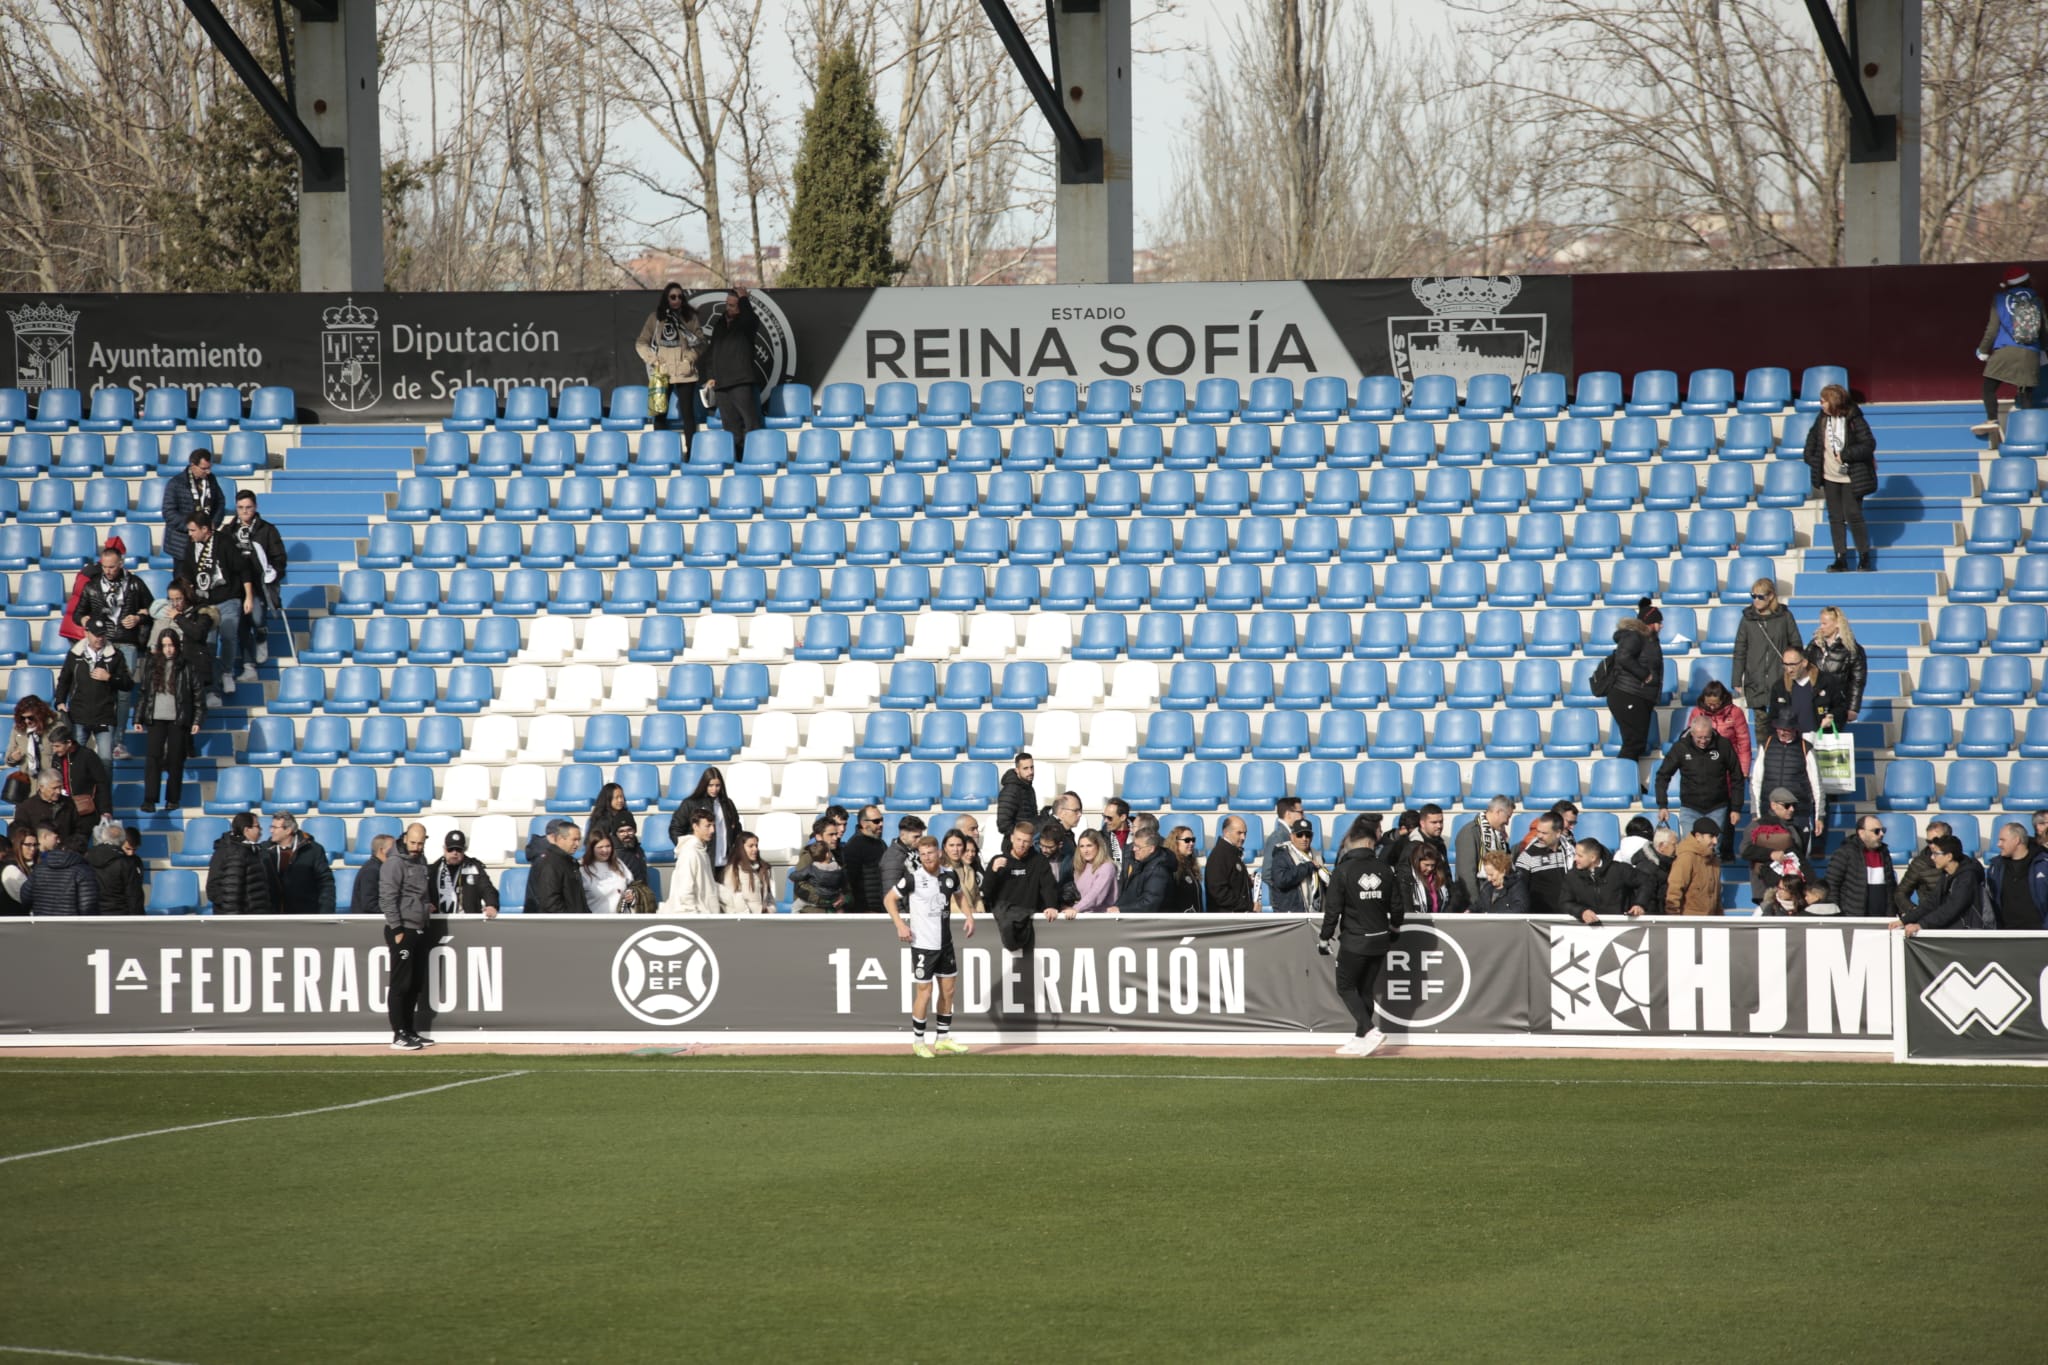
2, 275, 1571, 424
1900, 932, 2048, 1064
0, 916, 1894, 1049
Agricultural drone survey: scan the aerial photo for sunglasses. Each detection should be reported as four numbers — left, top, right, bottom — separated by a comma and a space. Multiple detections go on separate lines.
1179, 837, 1196, 845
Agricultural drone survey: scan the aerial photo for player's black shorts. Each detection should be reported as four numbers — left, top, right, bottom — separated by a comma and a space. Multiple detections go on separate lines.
911, 941, 957, 981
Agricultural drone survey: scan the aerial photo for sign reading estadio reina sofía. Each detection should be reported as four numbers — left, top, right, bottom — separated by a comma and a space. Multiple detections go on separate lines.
0, 916, 1936, 1050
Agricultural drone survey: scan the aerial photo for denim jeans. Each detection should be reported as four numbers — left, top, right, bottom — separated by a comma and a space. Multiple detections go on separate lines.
1681, 805, 1734, 861
111, 643, 140, 731
239, 585, 278, 659
213, 597, 243, 684
83, 724, 115, 771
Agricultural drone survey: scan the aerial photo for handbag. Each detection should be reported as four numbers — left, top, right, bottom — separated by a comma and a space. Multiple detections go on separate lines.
72, 790, 97, 816
2, 771, 28, 805
624, 880, 657, 915
1813, 720, 1856, 795
1588, 654, 1615, 698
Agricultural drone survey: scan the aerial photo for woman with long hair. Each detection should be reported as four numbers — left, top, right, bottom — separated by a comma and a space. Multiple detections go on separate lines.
1732, 576, 1802, 730
633, 281, 705, 439
1070, 830, 1118, 914
134, 630, 206, 811
1808, 605, 1868, 729
1803, 383, 1878, 571
1164, 826, 1203, 912
719, 830, 773, 914
942, 830, 982, 916
0, 825, 36, 916
789, 815, 846, 913
580, 833, 631, 915
1686, 678, 1752, 777
1605, 596, 1665, 786
588, 782, 631, 847
675, 766, 742, 875
5, 695, 56, 783
1403, 846, 1467, 916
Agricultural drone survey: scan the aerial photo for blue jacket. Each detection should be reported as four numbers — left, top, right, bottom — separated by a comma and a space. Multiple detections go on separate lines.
1982, 845, 2048, 930
1267, 844, 1326, 915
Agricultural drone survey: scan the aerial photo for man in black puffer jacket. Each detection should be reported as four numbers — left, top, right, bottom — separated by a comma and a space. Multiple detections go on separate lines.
260, 811, 336, 915
996, 753, 1038, 841
23, 826, 100, 915
206, 813, 272, 914
86, 822, 146, 915
1559, 839, 1648, 925
1115, 830, 1174, 912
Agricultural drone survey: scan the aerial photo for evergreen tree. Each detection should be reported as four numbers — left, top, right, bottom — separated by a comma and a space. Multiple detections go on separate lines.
781, 41, 898, 288
150, 81, 299, 291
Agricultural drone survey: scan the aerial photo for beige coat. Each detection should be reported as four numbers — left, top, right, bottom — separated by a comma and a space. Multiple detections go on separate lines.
635, 310, 704, 383
718, 863, 771, 914
1665, 840, 1723, 916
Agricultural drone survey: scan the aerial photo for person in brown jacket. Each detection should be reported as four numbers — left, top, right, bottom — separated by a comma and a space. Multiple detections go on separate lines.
1665, 818, 1723, 916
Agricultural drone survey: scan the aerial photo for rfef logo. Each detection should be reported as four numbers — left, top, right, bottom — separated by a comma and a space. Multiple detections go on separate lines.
612, 926, 721, 1026
1375, 922, 1472, 1029
1920, 961, 2032, 1036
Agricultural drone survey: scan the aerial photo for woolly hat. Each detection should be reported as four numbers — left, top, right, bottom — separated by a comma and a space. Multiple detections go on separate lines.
1635, 596, 1663, 627
2003, 267, 2031, 287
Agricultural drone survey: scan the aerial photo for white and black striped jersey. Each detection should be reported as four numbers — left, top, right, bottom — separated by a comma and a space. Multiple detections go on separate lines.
894, 863, 961, 950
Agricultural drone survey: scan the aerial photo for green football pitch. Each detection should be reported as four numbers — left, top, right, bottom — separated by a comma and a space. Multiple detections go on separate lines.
1, 1055, 2043, 1365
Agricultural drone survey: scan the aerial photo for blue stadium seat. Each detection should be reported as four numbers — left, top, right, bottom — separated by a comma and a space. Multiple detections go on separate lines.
1324, 423, 1375, 470
1025, 379, 1077, 425
815, 383, 865, 428
1583, 759, 1640, 811
867, 381, 919, 427
1529, 468, 1582, 515
28, 387, 81, 432
971, 380, 1023, 426
2004, 409, 2048, 459
1369, 710, 1423, 759
130, 386, 188, 433
1967, 505, 2023, 554
1681, 368, 1735, 416
949, 427, 1002, 472
1976, 656, 2034, 705
1625, 370, 1678, 416
1933, 604, 1988, 654
446, 387, 496, 432
1512, 372, 1566, 418
1438, 422, 1490, 468
1450, 661, 1503, 709
1551, 418, 1602, 463
1569, 511, 1622, 559
1797, 365, 1848, 412
1304, 709, 1362, 760
1606, 417, 1658, 464
1625, 510, 1679, 558
1736, 366, 1791, 414
1893, 709, 1952, 758
1508, 658, 1562, 709
1138, 712, 1193, 760
914, 380, 970, 428
1588, 465, 1640, 512
1134, 378, 1185, 424
1194, 712, 1250, 761
1221, 660, 1274, 710
1958, 707, 2016, 758
1382, 422, 1433, 468
1186, 376, 1240, 424
1985, 457, 2039, 505
1080, 379, 1131, 425
203, 766, 267, 816
1252, 469, 1304, 516
1407, 375, 1457, 421
19, 480, 73, 526
1243, 377, 1295, 424
1298, 377, 1347, 423
1940, 759, 1999, 812
1460, 373, 1512, 420
1391, 660, 1445, 709
1351, 376, 1403, 420
1645, 464, 1697, 511
1413, 610, 1465, 658
2012, 556, 2048, 603
601, 385, 652, 433
911, 710, 968, 761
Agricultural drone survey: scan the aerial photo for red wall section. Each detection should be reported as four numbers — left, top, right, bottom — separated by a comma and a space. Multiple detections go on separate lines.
1571, 262, 2031, 403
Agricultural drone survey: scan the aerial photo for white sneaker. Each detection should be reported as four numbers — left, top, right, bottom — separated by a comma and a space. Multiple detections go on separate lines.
237, 664, 258, 683
205, 693, 224, 709
255, 642, 269, 664
1359, 1028, 1387, 1056
1334, 1038, 1371, 1056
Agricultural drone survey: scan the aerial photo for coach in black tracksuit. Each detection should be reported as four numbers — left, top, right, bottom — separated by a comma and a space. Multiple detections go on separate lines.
1319, 828, 1401, 1045
984, 819, 1061, 954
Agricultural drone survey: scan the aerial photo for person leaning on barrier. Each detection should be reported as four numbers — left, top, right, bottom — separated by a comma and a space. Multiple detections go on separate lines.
1824, 816, 1897, 919
985, 818, 1060, 947
1891, 820, 1951, 920
380, 822, 437, 1050
1513, 814, 1572, 916
524, 818, 588, 914
351, 833, 396, 916
1268, 819, 1328, 916
1891, 835, 1985, 935
1454, 795, 1516, 907
1560, 838, 1647, 925
1471, 848, 1529, 914
434, 829, 499, 918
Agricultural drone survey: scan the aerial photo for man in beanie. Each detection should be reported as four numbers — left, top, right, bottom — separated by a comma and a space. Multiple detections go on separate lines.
433, 828, 500, 918
1665, 818, 1724, 916
1974, 266, 2043, 440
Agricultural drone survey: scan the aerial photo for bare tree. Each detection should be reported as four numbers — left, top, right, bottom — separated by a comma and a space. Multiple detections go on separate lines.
1919, 0, 2048, 262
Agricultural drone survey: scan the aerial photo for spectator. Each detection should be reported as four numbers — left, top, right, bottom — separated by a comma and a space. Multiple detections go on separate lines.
15, 772, 77, 853
1802, 881, 1841, 917
159, 448, 225, 567
86, 819, 144, 915
1741, 798, 1812, 909
841, 805, 888, 913
1605, 598, 1665, 783
1824, 816, 1897, 919
1070, 830, 1119, 914
523, 819, 589, 914
1665, 819, 1723, 916
379, 823, 437, 1050
953, 815, 985, 876
880, 814, 928, 905
1037, 824, 1076, 910
1893, 835, 1986, 934
1039, 793, 1083, 890
1387, 809, 1422, 867
1730, 578, 1801, 730
1893, 821, 1952, 920
122, 826, 146, 905
176, 514, 255, 702
1751, 721, 1823, 848
2035, 810, 2048, 847
664, 805, 720, 913
984, 818, 1061, 949
351, 833, 396, 915
1803, 383, 1879, 572
1808, 607, 1868, 729
45, 726, 110, 846
1095, 798, 1132, 875
1548, 801, 1580, 842
674, 767, 742, 875
1401, 845, 1466, 916
1763, 874, 1808, 917
588, 783, 632, 849
1982, 821, 2048, 930
1318, 815, 1400, 1057
1769, 647, 1823, 737
227, 491, 287, 674
1655, 714, 1743, 844
1972, 266, 2042, 440
582, 832, 633, 915
0, 826, 35, 916
703, 285, 764, 458
611, 817, 652, 896
1204, 815, 1255, 914
1115, 828, 1173, 913
635, 281, 707, 439
789, 815, 846, 913
55, 620, 132, 771
1472, 848, 1529, 914
1163, 825, 1203, 912
1454, 795, 1516, 907
205, 812, 270, 915
73, 538, 152, 746
133, 630, 205, 812
1687, 679, 1752, 781
261, 811, 335, 915
22, 824, 98, 915
1514, 814, 1572, 916
941, 830, 982, 916
1260, 796, 1303, 893
1392, 804, 1448, 877
5, 695, 57, 781
1560, 838, 1647, 925
1269, 819, 1328, 916
719, 830, 773, 914
996, 751, 1038, 839
147, 579, 217, 706
1615, 815, 1665, 905
434, 829, 500, 918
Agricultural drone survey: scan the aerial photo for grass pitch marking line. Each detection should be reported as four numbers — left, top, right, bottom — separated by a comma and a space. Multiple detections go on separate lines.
0, 1347, 202, 1365
0, 1066, 2039, 1091
0, 1070, 528, 1168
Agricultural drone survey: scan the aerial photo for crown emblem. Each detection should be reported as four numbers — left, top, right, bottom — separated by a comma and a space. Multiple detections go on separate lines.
1411, 276, 1522, 318
6, 303, 80, 336
322, 298, 378, 330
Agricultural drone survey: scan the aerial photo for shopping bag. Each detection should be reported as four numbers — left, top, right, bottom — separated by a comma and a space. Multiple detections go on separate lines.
1814, 721, 1856, 795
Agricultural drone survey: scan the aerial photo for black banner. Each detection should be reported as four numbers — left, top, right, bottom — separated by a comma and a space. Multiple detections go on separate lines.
1902, 933, 2048, 1063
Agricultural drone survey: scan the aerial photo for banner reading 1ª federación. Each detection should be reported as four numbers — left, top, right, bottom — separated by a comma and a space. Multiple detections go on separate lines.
0, 915, 1909, 1050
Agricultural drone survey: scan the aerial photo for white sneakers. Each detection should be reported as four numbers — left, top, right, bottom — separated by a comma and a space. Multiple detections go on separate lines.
237, 664, 259, 683
1334, 1029, 1388, 1058
255, 642, 269, 664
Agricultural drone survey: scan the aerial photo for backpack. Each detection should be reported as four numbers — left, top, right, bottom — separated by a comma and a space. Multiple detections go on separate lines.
2009, 290, 2043, 346
1965, 881, 1997, 931
1588, 654, 1615, 698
